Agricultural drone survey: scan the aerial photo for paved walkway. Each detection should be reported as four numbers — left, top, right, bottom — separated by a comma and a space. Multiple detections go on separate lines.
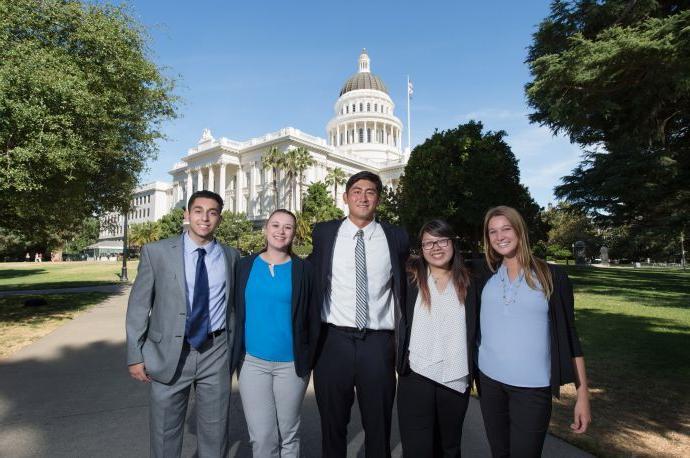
0, 288, 593, 457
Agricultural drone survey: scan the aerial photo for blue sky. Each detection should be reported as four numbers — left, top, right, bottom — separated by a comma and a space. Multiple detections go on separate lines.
127, 0, 582, 207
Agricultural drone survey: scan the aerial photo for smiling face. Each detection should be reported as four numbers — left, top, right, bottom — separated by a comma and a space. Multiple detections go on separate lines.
184, 197, 222, 245
487, 215, 519, 259
421, 232, 454, 270
264, 211, 296, 253
343, 179, 380, 226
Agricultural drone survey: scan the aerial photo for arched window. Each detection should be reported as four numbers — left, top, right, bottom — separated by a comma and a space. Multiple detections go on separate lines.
359, 103, 363, 112
352, 104, 356, 113
367, 103, 370, 112
374, 103, 378, 112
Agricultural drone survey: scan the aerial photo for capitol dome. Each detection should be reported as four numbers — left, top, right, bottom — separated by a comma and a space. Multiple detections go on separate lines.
339, 49, 389, 95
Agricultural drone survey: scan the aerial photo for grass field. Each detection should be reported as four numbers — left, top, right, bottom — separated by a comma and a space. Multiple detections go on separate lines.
549, 266, 690, 457
0, 261, 139, 291
0, 292, 111, 358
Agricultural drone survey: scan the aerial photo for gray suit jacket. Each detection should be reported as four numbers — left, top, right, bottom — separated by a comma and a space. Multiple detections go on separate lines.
126, 235, 239, 383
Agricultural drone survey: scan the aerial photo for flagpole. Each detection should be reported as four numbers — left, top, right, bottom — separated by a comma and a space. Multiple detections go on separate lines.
406, 75, 411, 154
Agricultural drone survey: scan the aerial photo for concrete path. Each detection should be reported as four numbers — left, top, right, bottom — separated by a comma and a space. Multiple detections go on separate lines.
0, 288, 592, 457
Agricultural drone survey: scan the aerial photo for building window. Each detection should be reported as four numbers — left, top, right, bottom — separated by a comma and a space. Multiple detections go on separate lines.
340, 133, 343, 145
245, 171, 251, 186
374, 103, 378, 112
367, 103, 370, 112
359, 129, 364, 143
367, 128, 372, 142
346, 105, 349, 114
359, 103, 363, 112
352, 104, 355, 113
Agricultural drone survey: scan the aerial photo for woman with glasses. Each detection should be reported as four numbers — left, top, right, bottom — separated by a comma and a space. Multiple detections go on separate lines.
396, 219, 476, 457
475, 206, 591, 457
233, 209, 319, 458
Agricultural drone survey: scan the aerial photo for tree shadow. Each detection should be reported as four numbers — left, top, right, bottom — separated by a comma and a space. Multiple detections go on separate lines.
565, 266, 690, 310
551, 307, 690, 456
0, 268, 47, 280
0, 293, 111, 324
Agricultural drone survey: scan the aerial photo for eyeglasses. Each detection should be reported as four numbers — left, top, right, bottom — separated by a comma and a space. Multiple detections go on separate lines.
421, 238, 453, 251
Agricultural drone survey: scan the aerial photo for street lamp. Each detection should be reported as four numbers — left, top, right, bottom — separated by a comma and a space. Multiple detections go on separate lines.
120, 207, 129, 282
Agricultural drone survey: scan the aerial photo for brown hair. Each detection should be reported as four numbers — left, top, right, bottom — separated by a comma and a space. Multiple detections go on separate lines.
406, 219, 470, 307
482, 205, 553, 298
263, 209, 297, 255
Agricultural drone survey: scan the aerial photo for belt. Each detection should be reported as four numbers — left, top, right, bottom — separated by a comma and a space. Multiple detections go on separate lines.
208, 328, 225, 338
326, 323, 393, 335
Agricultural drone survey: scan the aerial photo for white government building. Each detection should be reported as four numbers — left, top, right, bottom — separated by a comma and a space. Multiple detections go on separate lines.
97, 49, 409, 247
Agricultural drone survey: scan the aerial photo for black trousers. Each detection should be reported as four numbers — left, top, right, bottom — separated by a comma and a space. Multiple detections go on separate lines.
313, 324, 396, 458
478, 371, 552, 458
397, 370, 470, 458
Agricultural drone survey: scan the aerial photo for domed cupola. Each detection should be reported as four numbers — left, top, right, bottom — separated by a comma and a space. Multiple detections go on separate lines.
326, 49, 404, 164
339, 49, 389, 96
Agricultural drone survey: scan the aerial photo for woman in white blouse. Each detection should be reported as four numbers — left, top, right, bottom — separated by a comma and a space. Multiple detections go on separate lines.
396, 219, 476, 458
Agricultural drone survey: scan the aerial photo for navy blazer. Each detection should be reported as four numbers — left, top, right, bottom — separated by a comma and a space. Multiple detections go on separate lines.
232, 253, 319, 377
471, 259, 584, 397
307, 218, 410, 335
397, 277, 478, 389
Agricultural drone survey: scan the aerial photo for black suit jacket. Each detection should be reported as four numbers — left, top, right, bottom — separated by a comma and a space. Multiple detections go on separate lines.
232, 253, 319, 377
397, 278, 478, 387
471, 259, 584, 397
308, 218, 410, 334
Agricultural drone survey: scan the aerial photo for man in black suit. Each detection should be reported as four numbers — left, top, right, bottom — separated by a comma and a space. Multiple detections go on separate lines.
309, 171, 409, 457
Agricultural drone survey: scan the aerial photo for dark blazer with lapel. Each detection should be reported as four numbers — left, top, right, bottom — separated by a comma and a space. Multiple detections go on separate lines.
232, 253, 318, 377
126, 235, 239, 383
471, 259, 584, 397
307, 218, 410, 335
396, 276, 478, 388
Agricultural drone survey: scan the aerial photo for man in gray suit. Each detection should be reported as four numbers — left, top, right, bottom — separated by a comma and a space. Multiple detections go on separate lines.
126, 190, 239, 458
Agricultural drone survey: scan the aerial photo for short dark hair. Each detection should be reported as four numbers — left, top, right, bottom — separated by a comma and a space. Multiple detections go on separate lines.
187, 190, 223, 211
345, 171, 383, 196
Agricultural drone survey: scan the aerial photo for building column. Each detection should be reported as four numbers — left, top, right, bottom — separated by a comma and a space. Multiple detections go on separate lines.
235, 165, 244, 213
197, 169, 203, 191
336, 125, 340, 146
208, 166, 215, 193
219, 163, 226, 207
186, 171, 193, 203
248, 162, 256, 218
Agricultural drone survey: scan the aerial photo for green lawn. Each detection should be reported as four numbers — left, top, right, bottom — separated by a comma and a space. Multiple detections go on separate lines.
550, 266, 690, 457
0, 292, 111, 358
0, 261, 139, 291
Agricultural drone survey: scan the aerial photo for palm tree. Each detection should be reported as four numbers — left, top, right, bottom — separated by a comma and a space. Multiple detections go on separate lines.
293, 147, 315, 211
261, 146, 285, 210
282, 147, 309, 211
325, 166, 348, 204
128, 222, 161, 249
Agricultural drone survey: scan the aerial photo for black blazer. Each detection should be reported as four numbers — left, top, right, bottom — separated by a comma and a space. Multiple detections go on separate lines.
396, 277, 478, 388
232, 253, 319, 377
307, 218, 410, 334
471, 259, 584, 397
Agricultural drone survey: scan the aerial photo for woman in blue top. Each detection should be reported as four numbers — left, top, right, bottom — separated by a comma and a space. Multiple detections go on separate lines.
474, 206, 591, 457
233, 209, 318, 458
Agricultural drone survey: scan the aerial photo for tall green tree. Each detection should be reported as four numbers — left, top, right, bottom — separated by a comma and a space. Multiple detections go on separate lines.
293, 147, 315, 210
282, 147, 313, 211
215, 211, 253, 247
261, 146, 285, 209
0, 0, 177, 250
526, 1, 690, 233
376, 185, 401, 225
542, 203, 600, 259
157, 207, 185, 239
63, 217, 100, 254
398, 121, 541, 254
324, 166, 348, 203
128, 221, 161, 249
302, 182, 344, 224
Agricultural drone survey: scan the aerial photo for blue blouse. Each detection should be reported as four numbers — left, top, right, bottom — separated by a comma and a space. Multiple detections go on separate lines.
478, 264, 551, 387
244, 256, 294, 362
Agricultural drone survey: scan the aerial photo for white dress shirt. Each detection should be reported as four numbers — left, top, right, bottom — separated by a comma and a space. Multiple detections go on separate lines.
183, 233, 227, 332
323, 218, 395, 330
409, 275, 469, 393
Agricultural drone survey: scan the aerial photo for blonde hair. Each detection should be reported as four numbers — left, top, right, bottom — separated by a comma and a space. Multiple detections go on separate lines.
482, 206, 553, 298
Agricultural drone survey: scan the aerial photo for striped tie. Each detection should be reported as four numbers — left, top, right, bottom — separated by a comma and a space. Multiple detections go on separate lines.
355, 229, 368, 330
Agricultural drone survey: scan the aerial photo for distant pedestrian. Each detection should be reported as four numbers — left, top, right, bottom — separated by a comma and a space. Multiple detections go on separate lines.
25, 252, 30, 262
